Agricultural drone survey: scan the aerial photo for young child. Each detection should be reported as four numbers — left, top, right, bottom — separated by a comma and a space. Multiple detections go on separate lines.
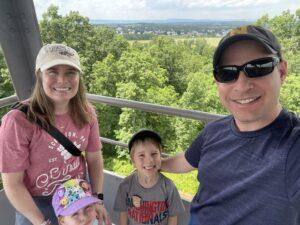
114, 129, 185, 225
52, 179, 101, 225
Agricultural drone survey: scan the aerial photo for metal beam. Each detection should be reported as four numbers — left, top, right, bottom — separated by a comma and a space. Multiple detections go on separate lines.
0, 0, 42, 100
87, 93, 224, 123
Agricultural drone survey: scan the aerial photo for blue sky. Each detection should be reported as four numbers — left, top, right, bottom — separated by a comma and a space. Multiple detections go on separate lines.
33, 0, 300, 21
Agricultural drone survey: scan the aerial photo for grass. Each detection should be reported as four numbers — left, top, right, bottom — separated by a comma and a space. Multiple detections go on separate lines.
204, 37, 221, 47
104, 156, 198, 200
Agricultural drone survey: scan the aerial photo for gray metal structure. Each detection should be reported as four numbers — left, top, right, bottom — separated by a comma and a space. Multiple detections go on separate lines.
0, 0, 42, 100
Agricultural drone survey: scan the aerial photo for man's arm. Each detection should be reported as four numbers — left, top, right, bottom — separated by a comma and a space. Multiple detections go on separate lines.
1, 172, 47, 225
161, 152, 195, 173
85, 150, 111, 225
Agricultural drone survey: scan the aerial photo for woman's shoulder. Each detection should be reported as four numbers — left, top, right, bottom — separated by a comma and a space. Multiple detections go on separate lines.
86, 103, 97, 116
3, 108, 27, 121
1, 107, 34, 131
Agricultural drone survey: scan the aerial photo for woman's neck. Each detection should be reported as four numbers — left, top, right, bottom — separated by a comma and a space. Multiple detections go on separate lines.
54, 102, 69, 115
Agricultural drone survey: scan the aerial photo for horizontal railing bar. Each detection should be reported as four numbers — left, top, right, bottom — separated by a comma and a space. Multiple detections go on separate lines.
87, 93, 224, 122
100, 137, 128, 148
0, 94, 224, 123
0, 93, 223, 157
0, 95, 18, 108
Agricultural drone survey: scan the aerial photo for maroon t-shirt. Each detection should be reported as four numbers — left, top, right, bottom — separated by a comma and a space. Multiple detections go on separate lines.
0, 106, 101, 196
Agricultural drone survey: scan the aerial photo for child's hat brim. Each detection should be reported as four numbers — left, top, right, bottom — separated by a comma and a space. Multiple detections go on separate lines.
57, 196, 100, 216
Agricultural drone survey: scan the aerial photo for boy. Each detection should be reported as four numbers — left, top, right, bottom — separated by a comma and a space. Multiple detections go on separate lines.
114, 129, 185, 225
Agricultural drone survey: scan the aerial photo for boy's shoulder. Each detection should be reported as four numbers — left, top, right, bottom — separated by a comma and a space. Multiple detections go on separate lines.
159, 173, 177, 189
119, 171, 136, 188
119, 172, 176, 189
159, 173, 174, 184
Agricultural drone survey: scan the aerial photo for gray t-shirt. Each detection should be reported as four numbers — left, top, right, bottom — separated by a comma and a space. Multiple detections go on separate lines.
114, 172, 185, 225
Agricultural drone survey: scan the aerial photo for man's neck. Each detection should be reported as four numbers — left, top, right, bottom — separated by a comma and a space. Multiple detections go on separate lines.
235, 105, 282, 132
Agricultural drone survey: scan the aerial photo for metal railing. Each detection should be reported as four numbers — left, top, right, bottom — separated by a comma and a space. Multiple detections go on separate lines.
0, 95, 18, 108
1, 94, 224, 148
0, 93, 224, 224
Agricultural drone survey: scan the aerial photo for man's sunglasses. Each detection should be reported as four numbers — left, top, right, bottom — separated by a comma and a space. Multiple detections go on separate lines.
213, 57, 280, 83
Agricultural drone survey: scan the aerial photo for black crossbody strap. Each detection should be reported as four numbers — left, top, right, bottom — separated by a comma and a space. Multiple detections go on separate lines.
47, 126, 81, 156
11, 102, 81, 157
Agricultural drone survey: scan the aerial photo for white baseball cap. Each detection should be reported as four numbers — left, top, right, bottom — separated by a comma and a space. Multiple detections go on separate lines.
35, 43, 82, 72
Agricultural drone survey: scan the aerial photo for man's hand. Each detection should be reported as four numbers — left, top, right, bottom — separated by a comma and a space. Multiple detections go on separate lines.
95, 203, 112, 225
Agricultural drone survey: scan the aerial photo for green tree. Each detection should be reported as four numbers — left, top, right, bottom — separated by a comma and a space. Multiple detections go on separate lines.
90, 48, 179, 157
0, 49, 14, 98
174, 71, 227, 150
149, 37, 188, 95
281, 74, 300, 115
39, 5, 129, 88
255, 9, 300, 77
89, 54, 122, 154
255, 14, 270, 28
0, 49, 15, 123
115, 50, 179, 155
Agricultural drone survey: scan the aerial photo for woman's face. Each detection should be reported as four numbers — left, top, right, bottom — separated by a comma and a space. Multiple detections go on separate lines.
59, 204, 97, 225
41, 64, 79, 109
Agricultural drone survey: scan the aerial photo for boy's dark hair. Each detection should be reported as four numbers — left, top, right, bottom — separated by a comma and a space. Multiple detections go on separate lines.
128, 129, 162, 153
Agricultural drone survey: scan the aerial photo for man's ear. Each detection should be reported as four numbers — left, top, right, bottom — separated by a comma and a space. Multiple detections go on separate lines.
278, 59, 288, 84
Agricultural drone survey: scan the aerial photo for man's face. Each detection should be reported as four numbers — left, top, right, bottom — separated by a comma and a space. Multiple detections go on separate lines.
216, 40, 287, 131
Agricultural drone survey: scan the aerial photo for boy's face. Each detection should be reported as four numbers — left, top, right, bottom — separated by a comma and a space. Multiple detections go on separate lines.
131, 140, 161, 178
59, 204, 97, 225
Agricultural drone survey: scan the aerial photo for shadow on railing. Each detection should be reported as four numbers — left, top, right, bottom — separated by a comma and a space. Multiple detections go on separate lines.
0, 93, 223, 225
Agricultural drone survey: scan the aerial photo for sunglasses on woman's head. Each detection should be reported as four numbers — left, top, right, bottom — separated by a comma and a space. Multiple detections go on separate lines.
213, 57, 280, 83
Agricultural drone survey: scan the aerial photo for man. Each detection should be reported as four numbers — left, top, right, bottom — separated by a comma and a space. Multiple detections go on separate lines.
161, 25, 300, 225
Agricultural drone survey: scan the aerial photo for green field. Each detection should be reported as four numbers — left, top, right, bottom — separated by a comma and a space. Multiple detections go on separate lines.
128, 36, 221, 47
173, 36, 220, 47
203, 37, 221, 47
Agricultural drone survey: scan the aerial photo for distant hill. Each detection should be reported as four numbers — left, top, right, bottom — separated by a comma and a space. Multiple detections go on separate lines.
90, 19, 252, 25
90, 19, 254, 39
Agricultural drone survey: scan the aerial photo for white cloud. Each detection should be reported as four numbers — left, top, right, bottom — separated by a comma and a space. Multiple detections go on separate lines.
33, 0, 300, 20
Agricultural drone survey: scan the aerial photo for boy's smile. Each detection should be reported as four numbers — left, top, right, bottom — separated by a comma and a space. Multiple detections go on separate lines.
132, 141, 162, 184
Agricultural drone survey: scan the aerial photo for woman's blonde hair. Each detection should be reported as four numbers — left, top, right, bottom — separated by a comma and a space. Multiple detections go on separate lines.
27, 70, 90, 130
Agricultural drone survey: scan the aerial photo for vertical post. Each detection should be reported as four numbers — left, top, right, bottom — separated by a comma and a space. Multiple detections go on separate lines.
0, 0, 42, 100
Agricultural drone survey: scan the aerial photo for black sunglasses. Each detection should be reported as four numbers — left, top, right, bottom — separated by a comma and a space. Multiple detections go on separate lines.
213, 57, 280, 83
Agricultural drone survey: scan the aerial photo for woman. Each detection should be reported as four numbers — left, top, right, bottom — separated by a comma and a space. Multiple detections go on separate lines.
0, 44, 110, 225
